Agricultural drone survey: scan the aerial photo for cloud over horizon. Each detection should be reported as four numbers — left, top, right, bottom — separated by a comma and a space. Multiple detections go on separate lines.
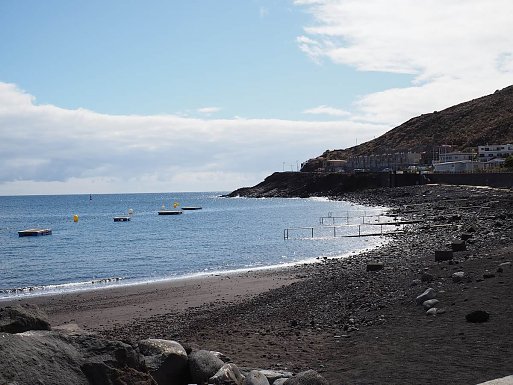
0, 82, 387, 195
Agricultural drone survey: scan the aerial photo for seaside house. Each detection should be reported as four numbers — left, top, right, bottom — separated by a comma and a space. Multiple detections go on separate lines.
478, 144, 513, 161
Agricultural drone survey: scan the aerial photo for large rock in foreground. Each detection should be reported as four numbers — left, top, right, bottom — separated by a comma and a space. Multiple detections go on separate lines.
0, 304, 51, 333
0, 330, 155, 385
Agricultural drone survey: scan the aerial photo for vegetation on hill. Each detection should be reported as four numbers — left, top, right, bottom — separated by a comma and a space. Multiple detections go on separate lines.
302, 85, 513, 170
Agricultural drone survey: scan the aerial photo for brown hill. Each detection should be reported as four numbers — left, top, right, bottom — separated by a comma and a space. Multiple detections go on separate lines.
303, 85, 513, 170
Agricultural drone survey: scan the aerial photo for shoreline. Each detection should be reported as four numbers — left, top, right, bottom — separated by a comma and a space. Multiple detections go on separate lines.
0, 236, 390, 330
0, 207, 391, 302
1, 267, 302, 330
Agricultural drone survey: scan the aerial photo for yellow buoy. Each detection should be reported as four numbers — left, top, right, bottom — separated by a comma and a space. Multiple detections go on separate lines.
73, 214, 79, 223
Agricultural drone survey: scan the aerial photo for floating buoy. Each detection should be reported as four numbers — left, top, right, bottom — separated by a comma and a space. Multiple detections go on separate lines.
128, 208, 134, 216
73, 214, 79, 223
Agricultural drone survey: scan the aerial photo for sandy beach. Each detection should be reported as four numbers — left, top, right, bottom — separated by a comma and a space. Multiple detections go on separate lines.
3, 184, 513, 384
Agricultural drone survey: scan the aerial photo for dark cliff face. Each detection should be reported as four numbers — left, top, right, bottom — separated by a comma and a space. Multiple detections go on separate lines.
303, 85, 513, 167
227, 172, 400, 198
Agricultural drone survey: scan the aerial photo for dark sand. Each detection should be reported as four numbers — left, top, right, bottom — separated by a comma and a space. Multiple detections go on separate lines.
3, 184, 513, 384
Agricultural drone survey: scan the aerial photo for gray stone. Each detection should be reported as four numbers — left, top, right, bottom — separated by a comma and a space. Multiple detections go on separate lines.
259, 369, 293, 383
284, 370, 330, 385
274, 379, 289, 385
421, 272, 434, 282
210, 363, 244, 385
452, 271, 466, 283
499, 262, 512, 268
435, 250, 454, 262
483, 271, 496, 279
0, 304, 51, 333
461, 233, 473, 241
189, 349, 225, 384
466, 310, 490, 323
0, 330, 153, 385
423, 299, 439, 310
415, 288, 436, 305
366, 262, 384, 272
138, 339, 188, 384
411, 279, 422, 286
426, 308, 438, 316
451, 240, 466, 252
243, 370, 270, 385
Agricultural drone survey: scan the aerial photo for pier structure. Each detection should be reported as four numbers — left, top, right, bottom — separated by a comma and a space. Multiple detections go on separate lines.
18, 228, 52, 237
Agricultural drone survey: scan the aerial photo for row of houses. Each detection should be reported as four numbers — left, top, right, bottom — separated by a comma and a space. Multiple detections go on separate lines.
322, 144, 513, 173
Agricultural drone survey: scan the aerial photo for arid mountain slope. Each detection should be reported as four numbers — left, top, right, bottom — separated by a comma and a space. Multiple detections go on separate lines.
303, 85, 513, 169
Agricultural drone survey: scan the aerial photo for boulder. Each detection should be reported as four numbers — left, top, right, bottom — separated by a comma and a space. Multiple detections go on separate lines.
284, 370, 330, 385
415, 288, 436, 305
243, 370, 270, 385
259, 369, 293, 383
466, 310, 490, 323
189, 349, 225, 384
210, 363, 245, 385
435, 250, 454, 262
0, 330, 154, 385
421, 272, 434, 282
452, 271, 466, 283
138, 339, 188, 384
483, 271, 496, 279
274, 379, 289, 385
0, 304, 51, 333
423, 299, 439, 310
366, 262, 384, 272
426, 308, 438, 316
461, 233, 473, 241
451, 240, 466, 252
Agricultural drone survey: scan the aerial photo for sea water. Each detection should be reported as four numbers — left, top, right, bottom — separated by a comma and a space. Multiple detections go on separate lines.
0, 192, 391, 299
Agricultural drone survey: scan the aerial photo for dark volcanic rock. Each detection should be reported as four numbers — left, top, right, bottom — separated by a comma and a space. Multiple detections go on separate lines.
138, 339, 188, 385
366, 262, 384, 272
0, 304, 51, 333
466, 310, 490, 323
451, 240, 467, 252
0, 330, 154, 385
435, 250, 454, 262
189, 349, 225, 384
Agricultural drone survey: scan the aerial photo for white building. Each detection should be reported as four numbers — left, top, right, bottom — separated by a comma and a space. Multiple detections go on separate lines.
433, 160, 485, 173
437, 151, 475, 163
478, 144, 513, 161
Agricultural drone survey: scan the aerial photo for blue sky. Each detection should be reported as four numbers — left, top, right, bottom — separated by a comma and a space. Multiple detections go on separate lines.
1, 0, 512, 194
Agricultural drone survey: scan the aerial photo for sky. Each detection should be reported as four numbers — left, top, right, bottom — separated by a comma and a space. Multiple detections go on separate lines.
1, 0, 512, 195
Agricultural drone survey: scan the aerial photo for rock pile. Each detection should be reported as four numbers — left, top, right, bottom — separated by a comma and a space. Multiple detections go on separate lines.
0, 304, 329, 385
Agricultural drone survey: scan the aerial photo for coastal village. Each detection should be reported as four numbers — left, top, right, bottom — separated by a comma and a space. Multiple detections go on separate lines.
312, 143, 513, 174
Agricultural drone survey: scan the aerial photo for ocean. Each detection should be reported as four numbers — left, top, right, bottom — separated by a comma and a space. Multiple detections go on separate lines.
0, 192, 392, 299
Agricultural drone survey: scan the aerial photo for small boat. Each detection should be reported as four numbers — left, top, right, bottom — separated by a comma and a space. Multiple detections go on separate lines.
158, 210, 183, 215
18, 228, 52, 237
113, 216, 131, 222
181, 206, 202, 210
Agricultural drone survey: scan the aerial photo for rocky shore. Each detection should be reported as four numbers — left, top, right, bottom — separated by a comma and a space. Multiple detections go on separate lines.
104, 184, 513, 384
2, 184, 513, 384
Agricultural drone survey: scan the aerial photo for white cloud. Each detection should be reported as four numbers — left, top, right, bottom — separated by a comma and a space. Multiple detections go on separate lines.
303, 105, 351, 117
295, 0, 513, 125
197, 106, 221, 114
0, 82, 387, 195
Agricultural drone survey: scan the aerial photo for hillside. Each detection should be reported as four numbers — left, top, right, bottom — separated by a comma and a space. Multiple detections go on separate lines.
302, 85, 513, 170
